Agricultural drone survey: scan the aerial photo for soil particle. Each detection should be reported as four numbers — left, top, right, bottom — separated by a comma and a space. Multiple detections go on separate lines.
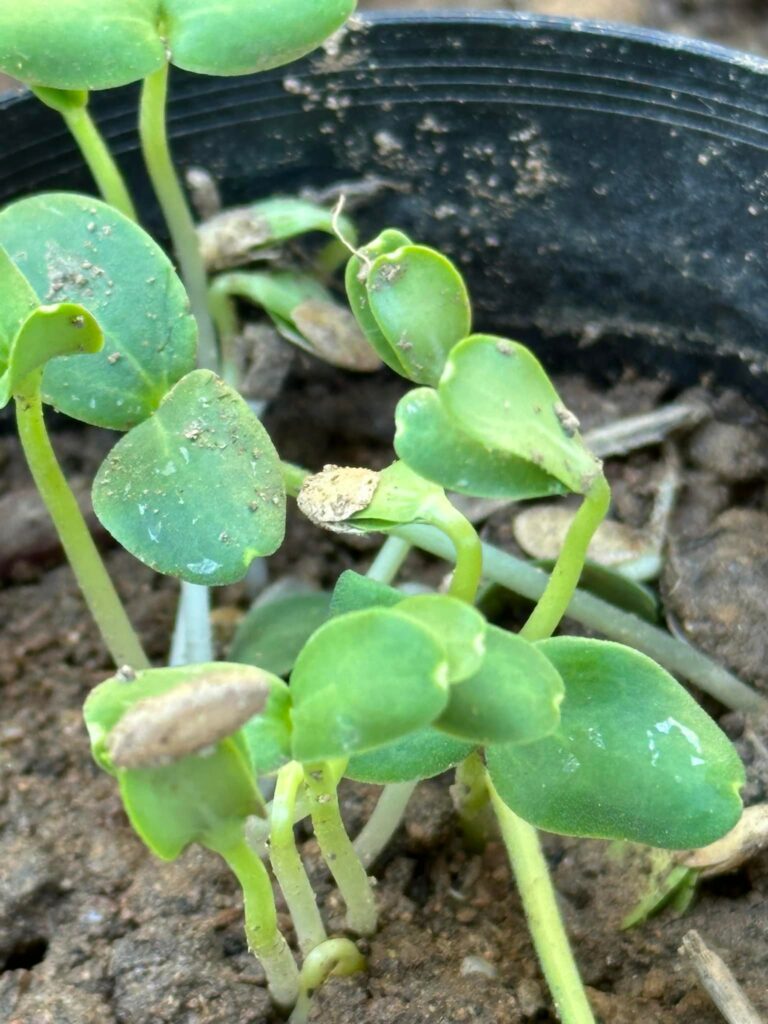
662, 508, 768, 694
687, 419, 768, 483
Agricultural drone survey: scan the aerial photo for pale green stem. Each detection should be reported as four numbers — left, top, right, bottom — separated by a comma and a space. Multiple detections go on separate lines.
207, 833, 299, 1010
353, 781, 417, 869
270, 762, 327, 956
169, 582, 213, 666
421, 494, 483, 604
366, 535, 411, 584
139, 63, 218, 370
520, 474, 611, 642
452, 751, 494, 850
14, 381, 149, 670
60, 105, 138, 221
304, 763, 377, 936
488, 780, 596, 1024
288, 938, 366, 1024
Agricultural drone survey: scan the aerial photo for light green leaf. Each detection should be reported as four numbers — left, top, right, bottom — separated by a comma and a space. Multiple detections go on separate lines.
241, 683, 294, 778
348, 728, 475, 784
392, 593, 487, 684
230, 591, 331, 677
0, 0, 356, 89
0, 194, 196, 429
92, 370, 285, 585
439, 335, 601, 495
0, 243, 38, 369
486, 637, 745, 849
290, 607, 450, 763
436, 625, 563, 744
346, 229, 412, 376
1, 303, 102, 406
395, 386, 566, 500
366, 245, 471, 386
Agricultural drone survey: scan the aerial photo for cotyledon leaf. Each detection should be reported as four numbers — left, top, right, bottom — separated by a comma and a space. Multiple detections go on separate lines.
0, 303, 102, 407
347, 728, 475, 784
92, 369, 286, 585
486, 637, 745, 849
0, 193, 196, 430
0, 243, 38, 371
394, 386, 566, 500
439, 335, 601, 495
0, 0, 356, 90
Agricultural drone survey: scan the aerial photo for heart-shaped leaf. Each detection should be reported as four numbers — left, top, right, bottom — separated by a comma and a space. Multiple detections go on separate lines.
365, 245, 471, 387
348, 728, 475, 784
436, 625, 563, 744
486, 637, 745, 849
394, 386, 566, 500
439, 335, 601, 495
290, 607, 450, 763
92, 369, 286, 584
392, 594, 487, 684
0, 0, 356, 89
0, 194, 197, 429
230, 591, 332, 677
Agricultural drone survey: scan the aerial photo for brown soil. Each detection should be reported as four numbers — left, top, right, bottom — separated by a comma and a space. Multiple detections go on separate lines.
2, 355, 768, 1024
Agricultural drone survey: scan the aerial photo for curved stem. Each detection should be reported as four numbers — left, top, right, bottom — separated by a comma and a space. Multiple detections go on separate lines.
422, 495, 483, 604
209, 833, 299, 1010
288, 938, 366, 1024
270, 762, 327, 956
61, 105, 138, 221
304, 763, 377, 936
520, 474, 611, 642
488, 779, 596, 1024
139, 63, 218, 370
14, 383, 149, 670
353, 780, 417, 869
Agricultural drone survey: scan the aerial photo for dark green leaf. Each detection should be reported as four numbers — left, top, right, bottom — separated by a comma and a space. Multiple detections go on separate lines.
348, 728, 475, 784
330, 570, 401, 617
230, 591, 331, 677
436, 625, 563, 744
0, 194, 196, 429
394, 386, 566, 500
439, 335, 601, 495
92, 370, 285, 585
486, 637, 745, 849
290, 608, 450, 763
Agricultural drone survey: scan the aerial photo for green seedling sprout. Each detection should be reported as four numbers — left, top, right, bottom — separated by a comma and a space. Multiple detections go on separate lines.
0, 7, 760, 1018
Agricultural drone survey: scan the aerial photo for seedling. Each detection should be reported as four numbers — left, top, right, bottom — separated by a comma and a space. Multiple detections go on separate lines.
0, 6, 758, 1024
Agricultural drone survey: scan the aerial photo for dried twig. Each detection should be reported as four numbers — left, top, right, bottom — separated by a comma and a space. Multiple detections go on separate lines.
680, 930, 764, 1024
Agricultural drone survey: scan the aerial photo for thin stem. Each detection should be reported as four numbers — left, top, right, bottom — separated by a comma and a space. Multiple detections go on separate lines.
61, 105, 138, 221
139, 63, 218, 370
488, 779, 596, 1024
208, 832, 299, 1010
288, 938, 367, 1024
353, 781, 417, 869
270, 762, 327, 956
304, 763, 378, 936
366, 535, 411, 585
169, 581, 213, 666
452, 751, 494, 851
520, 474, 611, 642
392, 523, 763, 712
15, 382, 149, 670
422, 495, 483, 604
